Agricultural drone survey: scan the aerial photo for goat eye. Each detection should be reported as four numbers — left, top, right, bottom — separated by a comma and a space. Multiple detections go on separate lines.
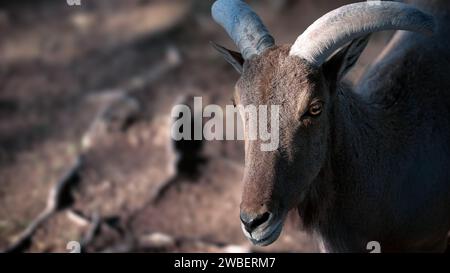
308, 101, 323, 116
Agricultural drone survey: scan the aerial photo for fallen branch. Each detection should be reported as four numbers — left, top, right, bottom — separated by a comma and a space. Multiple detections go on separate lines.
4, 45, 182, 253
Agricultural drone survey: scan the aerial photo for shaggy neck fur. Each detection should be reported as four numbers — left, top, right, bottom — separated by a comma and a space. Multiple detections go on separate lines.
301, 59, 450, 251
297, 82, 411, 249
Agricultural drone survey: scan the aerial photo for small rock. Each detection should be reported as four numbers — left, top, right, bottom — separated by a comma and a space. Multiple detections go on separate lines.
139, 232, 176, 249
222, 244, 251, 253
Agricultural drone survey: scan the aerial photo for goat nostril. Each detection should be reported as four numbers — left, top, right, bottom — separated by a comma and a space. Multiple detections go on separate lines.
250, 212, 271, 229
240, 211, 271, 233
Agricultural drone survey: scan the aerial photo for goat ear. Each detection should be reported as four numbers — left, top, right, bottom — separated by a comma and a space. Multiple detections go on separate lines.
210, 41, 244, 74
323, 35, 370, 83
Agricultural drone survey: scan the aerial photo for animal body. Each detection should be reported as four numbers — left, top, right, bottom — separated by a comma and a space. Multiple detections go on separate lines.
211, 0, 450, 252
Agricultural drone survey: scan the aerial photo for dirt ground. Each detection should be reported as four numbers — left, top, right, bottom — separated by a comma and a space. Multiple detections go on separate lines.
0, 0, 392, 252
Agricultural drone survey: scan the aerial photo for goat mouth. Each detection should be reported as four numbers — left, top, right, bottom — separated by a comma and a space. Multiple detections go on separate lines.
242, 219, 284, 247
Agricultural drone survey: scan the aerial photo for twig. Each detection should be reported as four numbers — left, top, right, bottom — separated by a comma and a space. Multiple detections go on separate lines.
80, 212, 101, 250
66, 209, 90, 227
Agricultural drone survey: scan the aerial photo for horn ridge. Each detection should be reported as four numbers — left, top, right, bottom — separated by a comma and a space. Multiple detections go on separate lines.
289, 2, 435, 66
212, 0, 275, 59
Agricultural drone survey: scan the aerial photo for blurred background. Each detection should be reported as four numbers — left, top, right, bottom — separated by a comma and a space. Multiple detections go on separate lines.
0, 0, 393, 252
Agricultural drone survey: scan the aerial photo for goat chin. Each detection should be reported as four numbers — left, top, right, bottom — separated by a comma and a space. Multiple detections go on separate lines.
242, 220, 284, 247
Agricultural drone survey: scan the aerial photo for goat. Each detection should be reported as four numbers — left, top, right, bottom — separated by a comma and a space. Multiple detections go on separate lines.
211, 0, 450, 252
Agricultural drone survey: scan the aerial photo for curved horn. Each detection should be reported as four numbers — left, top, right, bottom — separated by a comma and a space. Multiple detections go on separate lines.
289, 2, 435, 66
212, 0, 275, 60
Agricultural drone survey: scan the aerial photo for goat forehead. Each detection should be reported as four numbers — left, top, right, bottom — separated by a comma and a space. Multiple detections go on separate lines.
238, 46, 314, 106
